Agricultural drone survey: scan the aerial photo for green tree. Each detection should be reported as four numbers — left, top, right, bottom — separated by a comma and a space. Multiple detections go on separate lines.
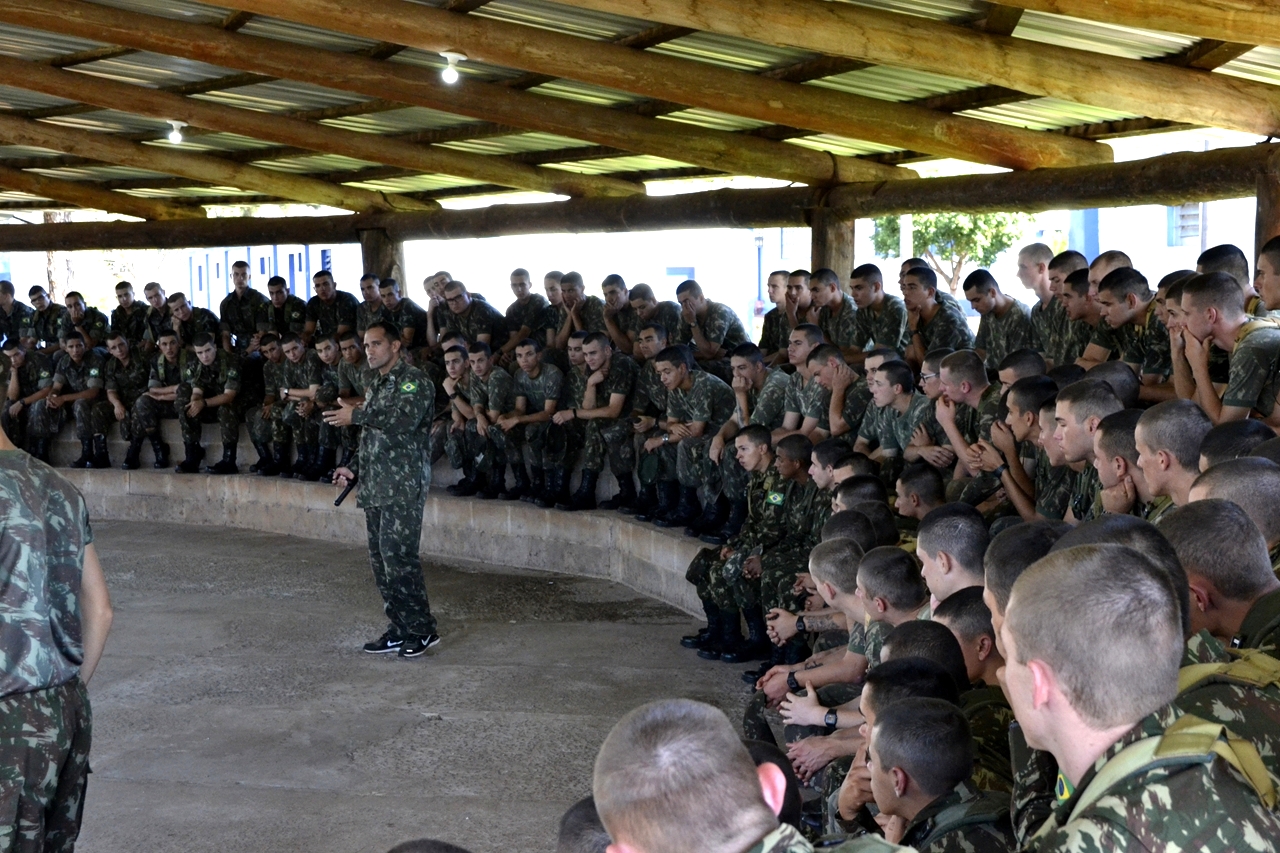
872, 212, 1029, 293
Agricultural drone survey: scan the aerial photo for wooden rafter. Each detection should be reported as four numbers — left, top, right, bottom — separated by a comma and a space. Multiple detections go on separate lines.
551, 0, 1280, 136
1002, 1, 1279, 53
0, 163, 204, 219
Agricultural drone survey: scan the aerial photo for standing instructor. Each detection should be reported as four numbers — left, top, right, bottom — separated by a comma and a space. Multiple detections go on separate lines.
325, 320, 440, 658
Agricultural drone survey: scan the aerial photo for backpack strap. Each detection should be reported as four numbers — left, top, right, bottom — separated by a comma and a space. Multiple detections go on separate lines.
1178, 649, 1280, 694
1235, 318, 1280, 346
917, 793, 1009, 849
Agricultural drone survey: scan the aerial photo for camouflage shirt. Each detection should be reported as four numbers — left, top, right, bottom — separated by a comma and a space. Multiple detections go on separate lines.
758, 306, 790, 355
901, 780, 1014, 853
0, 300, 33, 347
562, 365, 590, 410
1033, 448, 1072, 521
743, 822, 813, 853
1118, 302, 1172, 379
176, 307, 221, 348
0, 451, 92, 695
573, 295, 608, 335
648, 301, 683, 344
182, 350, 241, 397
103, 355, 150, 403
514, 363, 564, 413
835, 380, 872, 438
261, 357, 288, 403
955, 384, 1002, 446
148, 351, 185, 389
443, 299, 508, 344
960, 683, 1015, 794
218, 288, 271, 349
857, 402, 893, 450
918, 299, 976, 352
142, 304, 171, 344
677, 300, 749, 356
974, 299, 1034, 371
1024, 704, 1280, 852
69, 306, 110, 347
338, 356, 373, 398
1232, 587, 1280, 654
848, 617, 892, 668
784, 371, 832, 431
732, 464, 791, 554
505, 293, 551, 339
20, 304, 71, 349
667, 370, 736, 434
471, 366, 515, 416
266, 295, 308, 337
1059, 316, 1094, 366
8, 351, 53, 398
385, 298, 429, 346
1028, 297, 1061, 361
767, 477, 828, 559
355, 300, 389, 338
110, 301, 149, 347
349, 359, 434, 508
852, 294, 910, 353
52, 351, 105, 393
881, 392, 938, 454
315, 358, 342, 406
818, 292, 860, 350
1069, 464, 1102, 523
306, 291, 360, 338
1223, 322, 1280, 416
592, 353, 638, 411
282, 351, 323, 392
745, 367, 791, 429
631, 361, 667, 416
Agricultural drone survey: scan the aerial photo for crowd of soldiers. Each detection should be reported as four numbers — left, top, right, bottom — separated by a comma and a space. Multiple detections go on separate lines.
7, 240, 1280, 853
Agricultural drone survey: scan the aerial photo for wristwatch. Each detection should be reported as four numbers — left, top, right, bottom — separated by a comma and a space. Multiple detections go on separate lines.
824, 709, 839, 731
795, 616, 807, 633
787, 671, 801, 693
662, 433, 670, 444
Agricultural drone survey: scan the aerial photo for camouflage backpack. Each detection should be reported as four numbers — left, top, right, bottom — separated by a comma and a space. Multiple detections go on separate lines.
915, 787, 1012, 849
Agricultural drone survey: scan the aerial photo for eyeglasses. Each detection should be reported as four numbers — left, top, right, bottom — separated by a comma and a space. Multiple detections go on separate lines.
920, 372, 939, 381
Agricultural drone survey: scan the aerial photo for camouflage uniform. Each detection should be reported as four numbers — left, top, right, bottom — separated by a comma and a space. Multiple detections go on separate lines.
758, 306, 790, 356
893, 781, 1014, 853
580, 354, 638, 475
1028, 297, 1061, 363
1232, 587, 1280, 653
132, 350, 185, 437
1068, 464, 1102, 523
67, 307, 108, 350
818, 293, 860, 351
648, 301, 682, 344
110, 301, 149, 348
103, 354, 151, 441
247, 356, 289, 446
175, 350, 242, 446
686, 464, 789, 610
668, 371, 737, 492
1116, 302, 1172, 379
834, 379, 872, 438
313, 356, 343, 450
443, 299, 508, 344
852, 294, 910, 353
505, 293, 551, 340
571, 295, 608, 335
141, 304, 171, 345
19, 304, 71, 350
218, 288, 271, 351
266, 295, 308, 337
0, 452, 95, 853
974, 299, 1034, 372
918, 300, 975, 352
29, 352, 110, 441
0, 301, 33, 347
633, 362, 674, 484
1032, 448, 1072, 521
306, 291, 359, 339
465, 366, 516, 473
338, 355, 373, 453
274, 352, 324, 447
348, 358, 438, 641
1019, 704, 1280, 851
743, 822, 813, 853
1222, 322, 1280, 416
960, 683, 1015, 794
716, 367, 791, 500
1058, 316, 1094, 366
784, 371, 832, 433
385, 298, 429, 347
758, 478, 827, 612
0, 351, 52, 447
510, 362, 565, 469
677, 300, 749, 381
355, 300, 388, 338
175, 307, 220, 349
952, 384, 1002, 505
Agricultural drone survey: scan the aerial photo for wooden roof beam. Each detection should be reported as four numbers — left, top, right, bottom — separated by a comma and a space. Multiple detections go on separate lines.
1001, 1, 1280, 53
0, 56, 643, 198
552, 0, 1280, 137
0, 163, 205, 219
0, 114, 433, 213
223, 0, 1109, 169
0, 0, 897, 186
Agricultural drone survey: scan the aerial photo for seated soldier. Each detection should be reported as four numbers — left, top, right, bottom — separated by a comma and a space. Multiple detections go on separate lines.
462, 342, 516, 500
310, 333, 344, 481
495, 338, 563, 503
867, 698, 1015, 852
245, 333, 287, 475
28, 331, 110, 468
849, 263, 910, 363
831, 474, 888, 509
757, 270, 792, 366
995, 348, 1047, 396
1054, 379, 1124, 523
132, 328, 183, 469
64, 291, 109, 351
1093, 268, 1174, 403
1198, 418, 1274, 470
902, 267, 975, 369
439, 344, 476, 492
557, 332, 637, 512
933, 587, 1004, 689
625, 284, 681, 350
1189, 456, 1280, 572
336, 330, 370, 471
265, 275, 307, 340
853, 359, 935, 482
167, 291, 220, 350
111, 280, 150, 351
303, 270, 358, 346
624, 325, 672, 519
901, 348, 957, 472
1091, 408, 1169, 522
965, 269, 1033, 373
917, 504, 987, 609
1074, 250, 1133, 370
1, 338, 53, 459
103, 333, 152, 470
1135, 398, 1213, 509
592, 699, 806, 853
20, 284, 70, 355
674, 279, 748, 382
775, 326, 831, 443
1001, 543, 1280, 849
810, 268, 860, 360
894, 463, 946, 526
275, 333, 323, 480
970, 375, 1059, 522
355, 274, 388, 339
935, 350, 1002, 504
379, 278, 428, 352
599, 274, 638, 356
500, 268, 550, 364
555, 271, 607, 341
174, 333, 241, 474
442, 280, 507, 347
536, 331, 589, 508
817, 344, 889, 441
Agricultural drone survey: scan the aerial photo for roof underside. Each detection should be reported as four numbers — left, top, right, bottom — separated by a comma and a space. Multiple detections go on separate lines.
0, 0, 1273, 215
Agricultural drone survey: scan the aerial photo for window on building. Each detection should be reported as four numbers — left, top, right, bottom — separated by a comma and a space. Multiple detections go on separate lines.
1167, 203, 1200, 246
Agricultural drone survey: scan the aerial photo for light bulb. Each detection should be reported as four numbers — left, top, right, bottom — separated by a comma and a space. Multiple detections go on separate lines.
440, 51, 466, 85
441, 64, 459, 84
167, 120, 186, 144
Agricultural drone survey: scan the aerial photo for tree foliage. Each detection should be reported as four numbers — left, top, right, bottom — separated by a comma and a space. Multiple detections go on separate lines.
872, 212, 1029, 293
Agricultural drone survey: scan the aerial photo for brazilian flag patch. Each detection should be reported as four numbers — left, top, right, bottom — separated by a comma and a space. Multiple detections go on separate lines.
400, 380, 418, 393
766, 491, 785, 505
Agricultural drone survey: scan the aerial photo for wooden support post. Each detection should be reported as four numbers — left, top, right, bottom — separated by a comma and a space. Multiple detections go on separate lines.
810, 209, 855, 282
1257, 161, 1280, 258
359, 229, 405, 283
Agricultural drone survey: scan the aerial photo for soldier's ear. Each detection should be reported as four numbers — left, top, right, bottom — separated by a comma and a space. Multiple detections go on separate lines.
757, 761, 789, 817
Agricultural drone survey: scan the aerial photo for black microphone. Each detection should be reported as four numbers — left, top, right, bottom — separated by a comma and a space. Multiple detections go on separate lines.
334, 477, 357, 507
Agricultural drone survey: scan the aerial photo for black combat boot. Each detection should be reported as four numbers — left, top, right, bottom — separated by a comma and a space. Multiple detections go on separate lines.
636, 481, 677, 522
71, 438, 93, 469
522, 467, 545, 503
698, 609, 743, 661
744, 642, 786, 685
721, 608, 772, 664
653, 485, 701, 528
621, 483, 655, 516
447, 461, 480, 497
175, 442, 204, 474
122, 436, 144, 470
535, 467, 567, 508
206, 444, 239, 475
149, 434, 170, 468
559, 469, 598, 511
292, 445, 316, 480
684, 494, 728, 537
700, 499, 748, 545
681, 598, 722, 650
249, 441, 274, 475
90, 434, 111, 469
782, 636, 811, 667
478, 466, 505, 500
598, 474, 637, 511
272, 443, 292, 478
501, 462, 530, 501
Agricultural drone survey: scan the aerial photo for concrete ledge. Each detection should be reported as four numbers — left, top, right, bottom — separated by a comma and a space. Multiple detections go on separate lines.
64, 470, 704, 616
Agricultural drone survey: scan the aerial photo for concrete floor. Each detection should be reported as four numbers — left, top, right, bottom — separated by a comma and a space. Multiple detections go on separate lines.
81, 521, 749, 853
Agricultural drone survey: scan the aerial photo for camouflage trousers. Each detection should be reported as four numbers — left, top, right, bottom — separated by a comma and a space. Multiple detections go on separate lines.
131, 395, 176, 437
313, 406, 343, 450
428, 419, 450, 466
636, 430, 677, 486
364, 495, 437, 639
174, 386, 241, 446
28, 398, 112, 441
246, 403, 317, 448
742, 682, 862, 754
677, 435, 723, 495
581, 417, 633, 474
758, 544, 808, 613
948, 470, 1001, 506
686, 546, 759, 611
0, 405, 28, 449
720, 452, 749, 502
0, 678, 92, 853
108, 392, 144, 442
444, 420, 514, 473
514, 421, 570, 470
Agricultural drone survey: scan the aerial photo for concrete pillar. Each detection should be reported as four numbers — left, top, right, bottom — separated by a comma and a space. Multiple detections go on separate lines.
1256, 165, 1280, 259
810, 207, 855, 283
358, 228, 405, 283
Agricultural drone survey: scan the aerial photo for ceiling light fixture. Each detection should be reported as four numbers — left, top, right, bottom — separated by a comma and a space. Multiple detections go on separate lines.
167, 120, 187, 144
440, 52, 467, 85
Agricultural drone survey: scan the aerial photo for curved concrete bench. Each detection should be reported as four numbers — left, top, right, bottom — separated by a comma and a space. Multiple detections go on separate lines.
63, 469, 704, 616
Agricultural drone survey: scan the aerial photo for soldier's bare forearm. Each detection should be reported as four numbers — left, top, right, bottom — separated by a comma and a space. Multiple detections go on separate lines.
799, 612, 848, 633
